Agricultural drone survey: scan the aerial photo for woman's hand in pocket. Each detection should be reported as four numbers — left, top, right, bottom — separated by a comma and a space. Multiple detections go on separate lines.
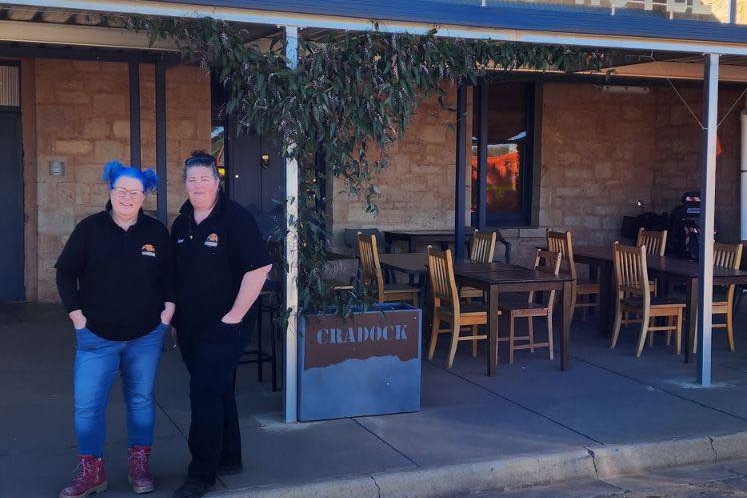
220, 311, 243, 325
69, 309, 87, 330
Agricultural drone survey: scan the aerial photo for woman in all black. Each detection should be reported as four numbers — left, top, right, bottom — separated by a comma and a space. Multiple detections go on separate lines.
55, 161, 175, 498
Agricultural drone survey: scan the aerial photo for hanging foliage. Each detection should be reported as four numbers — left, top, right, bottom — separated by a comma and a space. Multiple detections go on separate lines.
129, 16, 608, 315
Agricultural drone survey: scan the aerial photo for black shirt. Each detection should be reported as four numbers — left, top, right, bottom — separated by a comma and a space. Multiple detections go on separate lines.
171, 193, 272, 332
55, 205, 174, 341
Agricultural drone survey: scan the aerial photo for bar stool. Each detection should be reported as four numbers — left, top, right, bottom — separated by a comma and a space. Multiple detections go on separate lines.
239, 284, 282, 391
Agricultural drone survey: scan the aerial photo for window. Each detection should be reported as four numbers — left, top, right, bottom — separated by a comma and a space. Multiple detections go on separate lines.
471, 82, 535, 227
0, 64, 20, 109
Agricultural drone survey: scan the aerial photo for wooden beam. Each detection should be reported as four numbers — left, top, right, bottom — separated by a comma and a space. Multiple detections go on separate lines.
606, 61, 747, 82
73, 13, 104, 26
5, 8, 37, 21
0, 20, 176, 51
39, 9, 73, 24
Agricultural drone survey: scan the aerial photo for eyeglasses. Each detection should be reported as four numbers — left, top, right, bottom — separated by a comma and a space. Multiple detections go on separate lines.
112, 187, 145, 200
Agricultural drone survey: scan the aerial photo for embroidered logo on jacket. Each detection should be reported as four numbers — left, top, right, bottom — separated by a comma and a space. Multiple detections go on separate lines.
205, 233, 219, 248
141, 244, 157, 257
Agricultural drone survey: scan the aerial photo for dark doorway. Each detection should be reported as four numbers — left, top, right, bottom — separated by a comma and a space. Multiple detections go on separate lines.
211, 72, 286, 239
227, 124, 286, 239
0, 68, 25, 300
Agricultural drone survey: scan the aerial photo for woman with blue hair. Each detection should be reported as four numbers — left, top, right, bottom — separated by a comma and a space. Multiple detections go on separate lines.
55, 160, 175, 498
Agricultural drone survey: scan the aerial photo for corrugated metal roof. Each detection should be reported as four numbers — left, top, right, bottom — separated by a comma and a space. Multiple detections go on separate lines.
150, 0, 747, 44
422, 0, 666, 17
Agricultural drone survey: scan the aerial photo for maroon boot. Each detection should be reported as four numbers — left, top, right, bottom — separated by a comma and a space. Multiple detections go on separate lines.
128, 446, 155, 494
59, 455, 108, 498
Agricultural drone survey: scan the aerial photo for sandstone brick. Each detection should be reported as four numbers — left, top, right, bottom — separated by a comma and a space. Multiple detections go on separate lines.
85, 74, 128, 94
36, 105, 80, 137
38, 207, 75, 235
94, 140, 127, 163
82, 118, 111, 139
420, 124, 448, 144
172, 119, 196, 139
74, 163, 105, 183
57, 92, 92, 106
54, 140, 93, 155
33, 60, 211, 301
112, 119, 131, 139
92, 94, 128, 116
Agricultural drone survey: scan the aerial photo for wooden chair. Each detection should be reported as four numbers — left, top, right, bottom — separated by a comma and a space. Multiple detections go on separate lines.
547, 230, 599, 322
610, 242, 685, 357
636, 227, 667, 296
460, 230, 497, 300
427, 246, 492, 369
712, 242, 743, 351
357, 233, 419, 305
636, 228, 667, 257
498, 250, 562, 364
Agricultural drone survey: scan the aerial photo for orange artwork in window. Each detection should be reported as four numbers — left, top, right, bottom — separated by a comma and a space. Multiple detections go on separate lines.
471, 151, 521, 212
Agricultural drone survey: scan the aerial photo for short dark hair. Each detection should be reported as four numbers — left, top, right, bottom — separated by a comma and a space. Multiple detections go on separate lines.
184, 150, 219, 180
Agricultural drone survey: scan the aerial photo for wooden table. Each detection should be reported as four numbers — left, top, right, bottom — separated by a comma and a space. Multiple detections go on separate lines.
383, 230, 457, 253
452, 262, 575, 375
379, 253, 428, 279
574, 245, 747, 363
378, 253, 429, 309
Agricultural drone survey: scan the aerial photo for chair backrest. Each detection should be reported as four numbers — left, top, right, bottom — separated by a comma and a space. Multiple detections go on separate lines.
470, 230, 496, 263
427, 246, 459, 314
346, 228, 383, 256
636, 228, 667, 256
530, 249, 562, 311
714, 242, 743, 271
546, 230, 577, 279
612, 241, 650, 302
714, 242, 743, 304
357, 233, 385, 302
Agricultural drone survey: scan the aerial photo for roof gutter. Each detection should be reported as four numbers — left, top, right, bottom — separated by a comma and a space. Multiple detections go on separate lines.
6, 0, 747, 55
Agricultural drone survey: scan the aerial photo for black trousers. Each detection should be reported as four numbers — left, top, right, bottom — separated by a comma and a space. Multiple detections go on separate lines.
178, 317, 253, 485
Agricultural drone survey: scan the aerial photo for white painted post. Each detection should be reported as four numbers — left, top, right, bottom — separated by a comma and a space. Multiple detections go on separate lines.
284, 25, 299, 422
697, 53, 719, 386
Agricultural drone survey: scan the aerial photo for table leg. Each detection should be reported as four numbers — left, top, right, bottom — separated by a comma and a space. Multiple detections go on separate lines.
561, 280, 572, 371
684, 277, 698, 363
384, 234, 393, 254
599, 262, 613, 337
488, 285, 499, 376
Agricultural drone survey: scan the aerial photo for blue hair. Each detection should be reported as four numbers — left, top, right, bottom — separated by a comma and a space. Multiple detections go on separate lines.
101, 160, 158, 193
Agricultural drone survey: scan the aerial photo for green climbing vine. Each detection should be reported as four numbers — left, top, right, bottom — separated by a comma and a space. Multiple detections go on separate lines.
130, 16, 609, 315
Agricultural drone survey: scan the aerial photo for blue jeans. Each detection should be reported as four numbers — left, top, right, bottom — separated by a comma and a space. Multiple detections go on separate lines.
74, 324, 166, 457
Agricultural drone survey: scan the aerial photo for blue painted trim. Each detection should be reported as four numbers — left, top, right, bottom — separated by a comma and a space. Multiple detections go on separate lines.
164, 0, 747, 44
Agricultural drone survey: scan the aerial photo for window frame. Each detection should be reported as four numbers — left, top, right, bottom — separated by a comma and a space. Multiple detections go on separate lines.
472, 80, 539, 228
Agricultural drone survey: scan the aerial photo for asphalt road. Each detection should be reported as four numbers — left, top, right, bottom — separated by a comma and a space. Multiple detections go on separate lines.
463, 458, 747, 498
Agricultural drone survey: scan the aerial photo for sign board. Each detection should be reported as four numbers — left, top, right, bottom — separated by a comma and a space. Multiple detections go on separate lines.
298, 303, 421, 421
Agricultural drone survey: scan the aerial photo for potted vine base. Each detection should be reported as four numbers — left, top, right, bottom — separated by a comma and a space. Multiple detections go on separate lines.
297, 303, 421, 421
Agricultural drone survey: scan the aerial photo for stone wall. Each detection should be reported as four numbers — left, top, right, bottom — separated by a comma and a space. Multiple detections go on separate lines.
651, 85, 743, 243
330, 88, 465, 251
329, 80, 743, 269
330, 82, 661, 267
32, 60, 210, 301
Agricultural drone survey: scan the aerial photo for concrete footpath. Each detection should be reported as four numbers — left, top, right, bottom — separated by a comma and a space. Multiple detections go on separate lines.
4, 302, 747, 497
